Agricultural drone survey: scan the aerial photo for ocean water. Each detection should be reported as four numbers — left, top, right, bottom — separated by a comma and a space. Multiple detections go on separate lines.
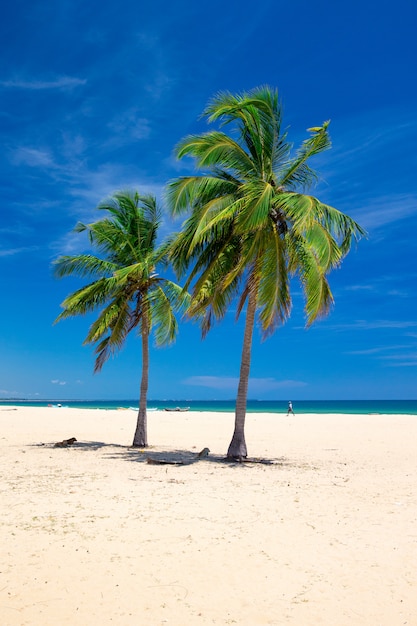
1, 399, 417, 414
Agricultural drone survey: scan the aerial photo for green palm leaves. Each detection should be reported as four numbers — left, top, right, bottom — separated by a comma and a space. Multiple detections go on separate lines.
54, 191, 189, 446
166, 85, 365, 458
168, 87, 364, 330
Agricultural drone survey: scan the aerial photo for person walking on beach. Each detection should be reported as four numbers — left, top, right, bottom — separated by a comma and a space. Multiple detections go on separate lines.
287, 401, 295, 416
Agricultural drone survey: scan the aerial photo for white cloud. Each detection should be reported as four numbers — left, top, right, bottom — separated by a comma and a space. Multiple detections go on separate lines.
343, 275, 415, 298
347, 344, 411, 355
381, 354, 417, 367
51, 379, 67, 385
328, 319, 417, 331
0, 389, 20, 396
107, 109, 151, 141
385, 361, 417, 367
379, 353, 417, 362
11, 147, 57, 169
1, 76, 86, 90
355, 194, 417, 231
61, 133, 87, 160
344, 284, 375, 292
184, 376, 238, 390
184, 376, 307, 391
0, 245, 39, 257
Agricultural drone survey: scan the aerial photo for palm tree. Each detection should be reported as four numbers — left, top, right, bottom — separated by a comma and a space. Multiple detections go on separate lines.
166, 86, 365, 460
53, 191, 189, 447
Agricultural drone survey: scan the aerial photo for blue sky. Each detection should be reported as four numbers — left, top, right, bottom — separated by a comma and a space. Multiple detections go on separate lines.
1, 0, 416, 401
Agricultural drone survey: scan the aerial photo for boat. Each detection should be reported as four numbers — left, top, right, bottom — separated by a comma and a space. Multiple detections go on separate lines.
164, 407, 190, 412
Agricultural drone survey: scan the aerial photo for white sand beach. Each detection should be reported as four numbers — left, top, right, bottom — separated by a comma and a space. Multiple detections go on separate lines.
1, 406, 416, 625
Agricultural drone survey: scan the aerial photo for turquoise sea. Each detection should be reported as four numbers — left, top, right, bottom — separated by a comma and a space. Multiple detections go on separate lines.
1, 399, 417, 414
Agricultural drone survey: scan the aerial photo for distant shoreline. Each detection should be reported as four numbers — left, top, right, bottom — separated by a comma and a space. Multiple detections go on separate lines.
1, 399, 417, 415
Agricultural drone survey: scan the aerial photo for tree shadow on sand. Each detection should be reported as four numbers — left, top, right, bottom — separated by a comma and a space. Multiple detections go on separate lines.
32, 440, 124, 451
32, 440, 289, 467
104, 446, 289, 467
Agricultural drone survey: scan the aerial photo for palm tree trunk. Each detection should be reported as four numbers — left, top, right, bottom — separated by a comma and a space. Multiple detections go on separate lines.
226, 288, 257, 460
132, 315, 149, 447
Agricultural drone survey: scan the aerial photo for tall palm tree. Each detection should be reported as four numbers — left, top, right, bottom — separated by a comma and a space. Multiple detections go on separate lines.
53, 191, 189, 447
166, 86, 365, 460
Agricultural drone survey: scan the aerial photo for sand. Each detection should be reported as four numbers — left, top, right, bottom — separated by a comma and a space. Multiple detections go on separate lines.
1, 406, 416, 625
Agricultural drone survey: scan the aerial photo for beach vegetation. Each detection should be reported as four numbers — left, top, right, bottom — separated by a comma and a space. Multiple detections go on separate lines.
53, 191, 189, 447
166, 86, 365, 459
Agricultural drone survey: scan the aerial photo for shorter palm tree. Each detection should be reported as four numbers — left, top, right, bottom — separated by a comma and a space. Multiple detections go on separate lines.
53, 191, 189, 447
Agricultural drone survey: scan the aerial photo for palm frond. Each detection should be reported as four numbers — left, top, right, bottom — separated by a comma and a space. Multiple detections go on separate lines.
93, 336, 112, 373
85, 297, 130, 345
203, 86, 288, 180
55, 277, 118, 322
166, 85, 364, 343
256, 229, 291, 335
274, 193, 365, 252
176, 132, 255, 176
166, 175, 238, 216
287, 232, 334, 325
204, 85, 280, 128
187, 197, 241, 251
53, 255, 116, 279
278, 121, 331, 190
303, 221, 342, 271
147, 286, 179, 346
54, 189, 185, 382
235, 181, 275, 232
